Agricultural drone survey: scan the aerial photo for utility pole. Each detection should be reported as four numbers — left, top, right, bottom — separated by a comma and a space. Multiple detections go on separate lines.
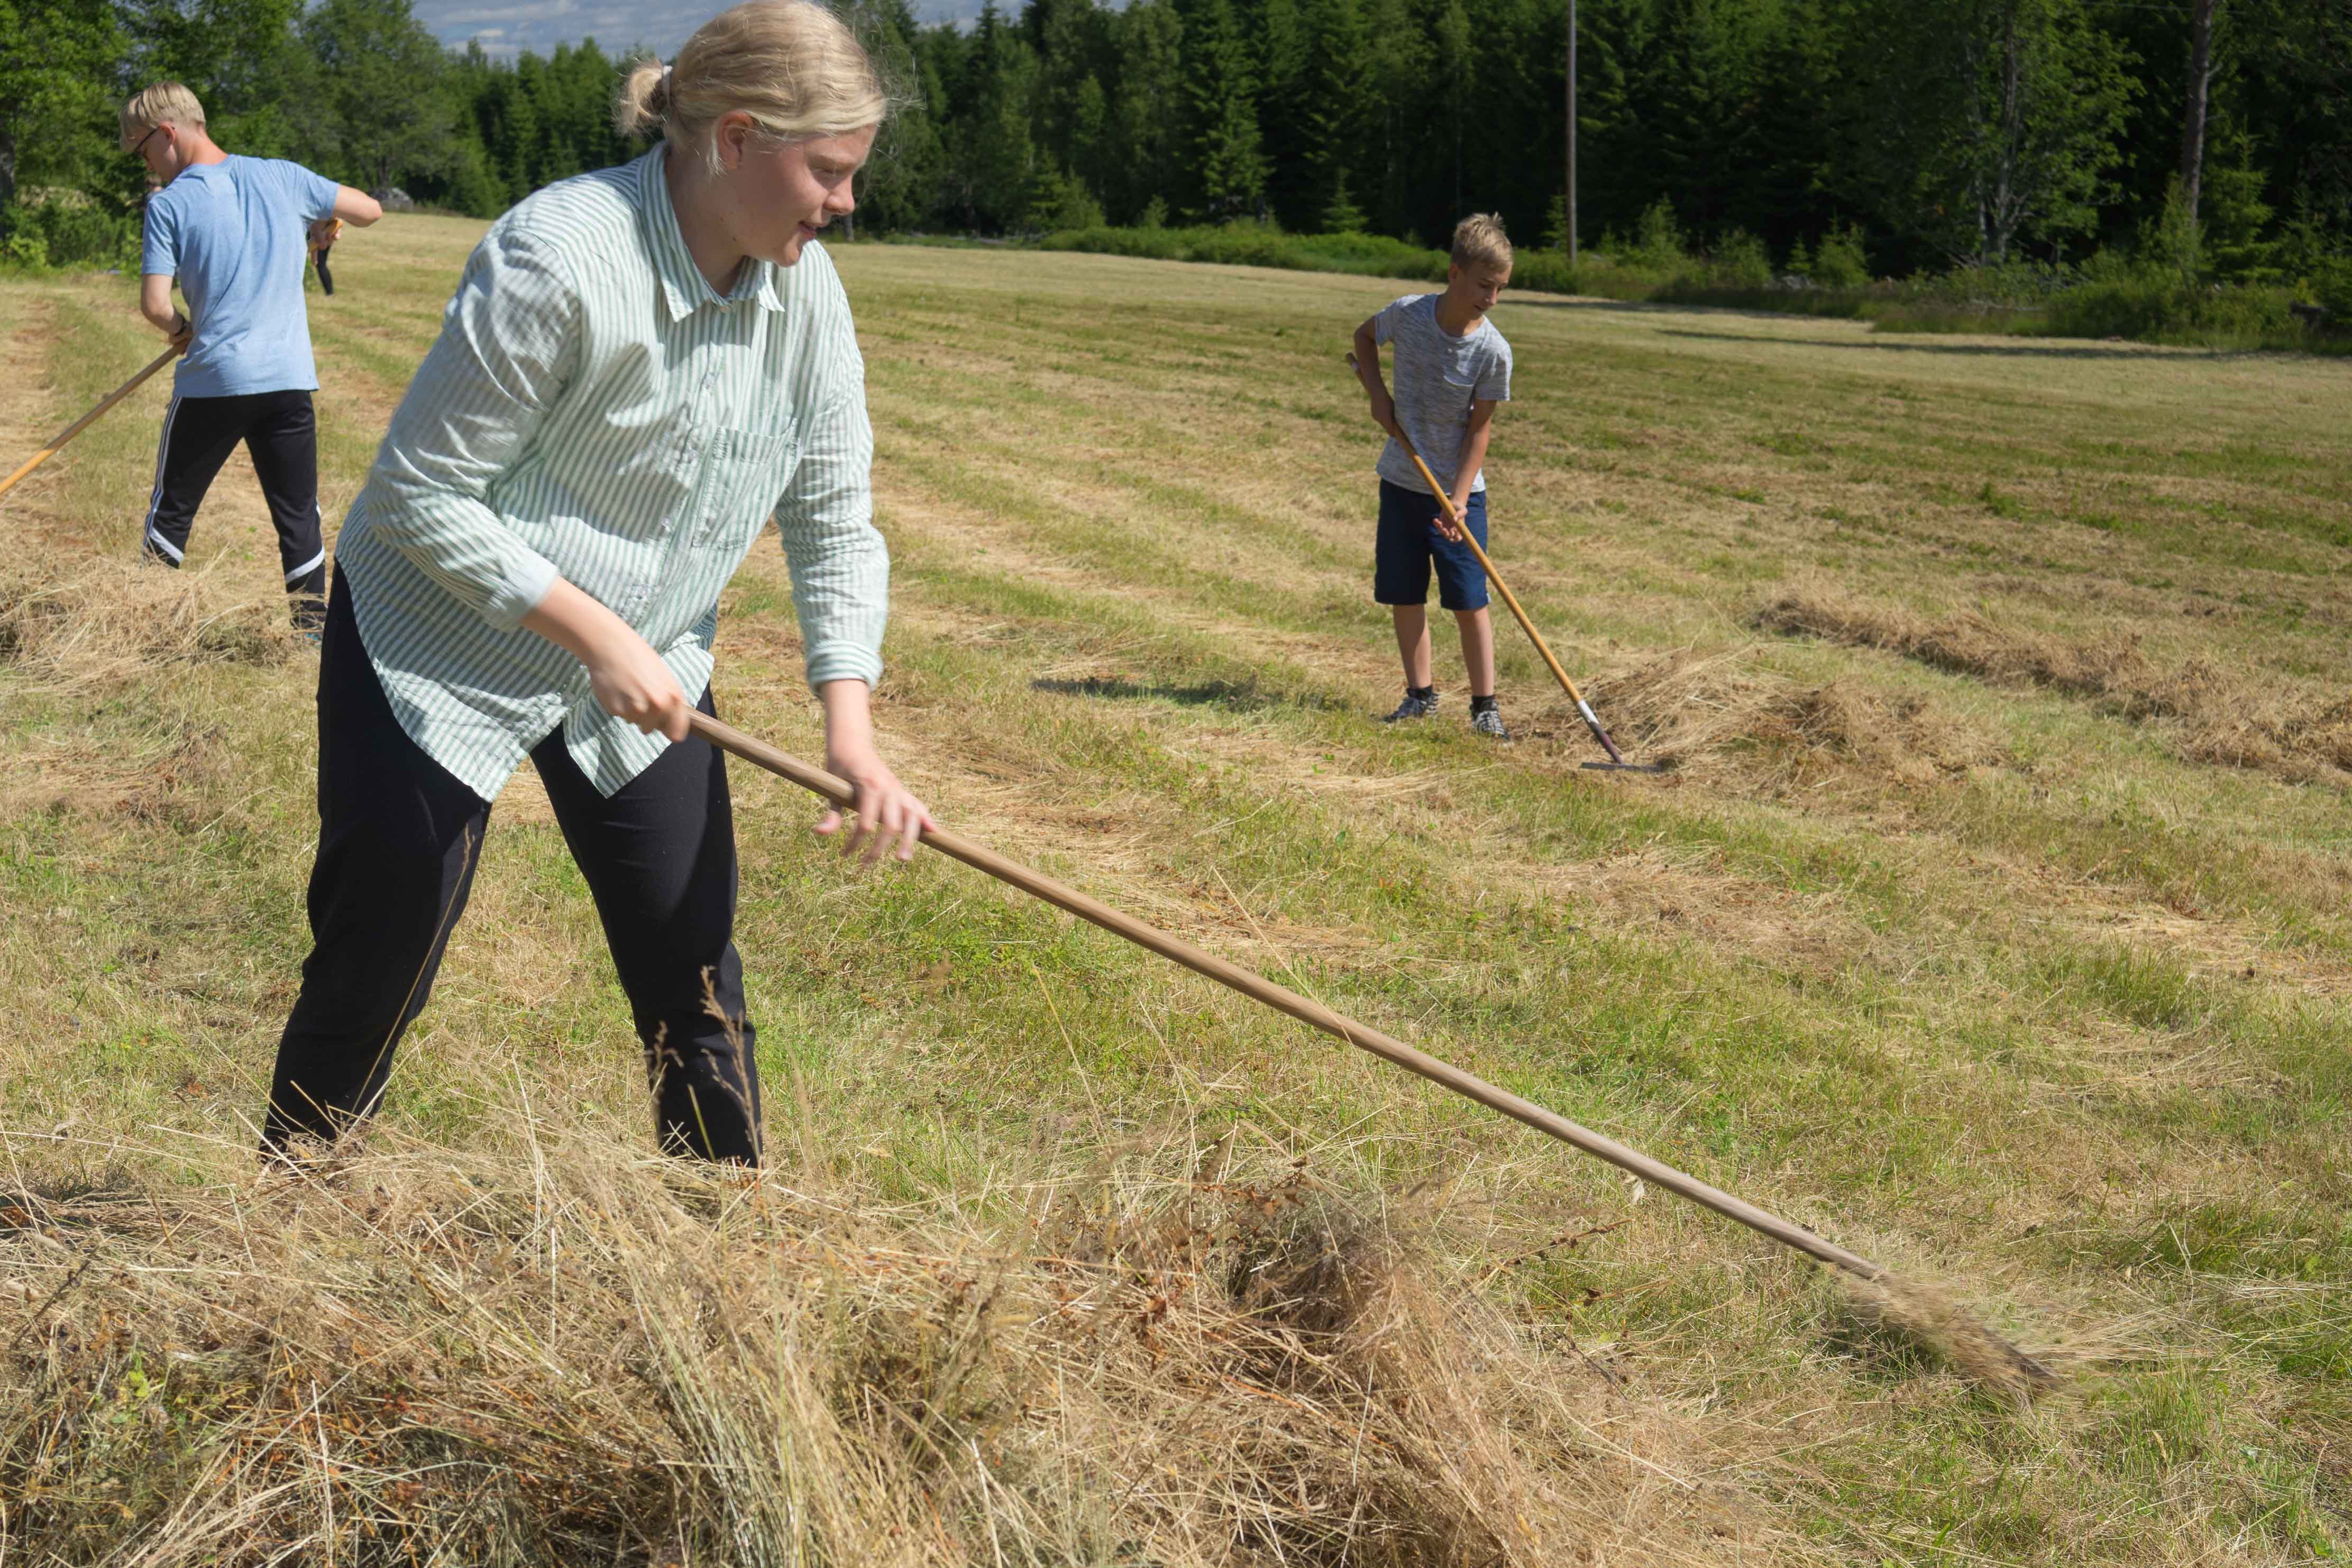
2180, 0, 2220, 221
1564, 0, 1578, 265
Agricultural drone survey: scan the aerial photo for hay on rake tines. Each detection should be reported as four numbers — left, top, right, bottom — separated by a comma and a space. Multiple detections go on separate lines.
1752, 584, 2352, 785
0, 1124, 1791, 1567
1833, 1274, 2061, 1406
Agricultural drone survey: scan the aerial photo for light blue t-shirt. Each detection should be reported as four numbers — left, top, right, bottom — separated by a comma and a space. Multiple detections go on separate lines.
141, 155, 341, 399
1371, 293, 1513, 495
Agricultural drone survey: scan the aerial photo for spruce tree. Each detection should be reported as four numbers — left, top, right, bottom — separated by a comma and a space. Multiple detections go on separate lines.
1298, 0, 1371, 234
959, 3, 1041, 231
1106, 0, 1184, 222
1255, 0, 1315, 228
1178, 0, 1268, 219
1360, 0, 1429, 234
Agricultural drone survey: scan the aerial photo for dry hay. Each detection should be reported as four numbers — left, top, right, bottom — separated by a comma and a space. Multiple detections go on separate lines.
0, 558, 285, 820
1581, 647, 2002, 787
1754, 585, 2352, 784
1752, 589, 2145, 700
0, 555, 296, 691
0, 1128, 1800, 1567
0, 721, 232, 824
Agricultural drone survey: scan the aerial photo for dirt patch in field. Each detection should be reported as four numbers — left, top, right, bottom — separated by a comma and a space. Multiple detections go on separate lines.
1755, 584, 2352, 784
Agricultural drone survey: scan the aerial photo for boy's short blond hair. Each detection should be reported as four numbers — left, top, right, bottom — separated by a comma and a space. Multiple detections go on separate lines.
121, 82, 206, 148
1450, 213, 1513, 272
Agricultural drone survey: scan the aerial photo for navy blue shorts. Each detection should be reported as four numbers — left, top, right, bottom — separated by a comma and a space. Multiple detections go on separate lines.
1374, 479, 1490, 611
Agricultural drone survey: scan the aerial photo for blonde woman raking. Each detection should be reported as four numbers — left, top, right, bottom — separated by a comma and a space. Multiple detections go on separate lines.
265, 1, 930, 1166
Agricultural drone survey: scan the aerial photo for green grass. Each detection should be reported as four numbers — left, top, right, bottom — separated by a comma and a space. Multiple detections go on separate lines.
3, 218, 2350, 1562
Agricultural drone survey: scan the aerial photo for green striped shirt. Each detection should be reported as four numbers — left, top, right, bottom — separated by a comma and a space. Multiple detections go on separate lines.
334, 145, 886, 802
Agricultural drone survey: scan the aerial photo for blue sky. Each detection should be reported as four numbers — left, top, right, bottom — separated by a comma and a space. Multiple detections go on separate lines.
414, 0, 984, 59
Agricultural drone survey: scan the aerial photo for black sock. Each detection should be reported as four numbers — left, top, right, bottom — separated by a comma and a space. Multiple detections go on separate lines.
1470, 694, 1498, 713
1410, 684, 1436, 700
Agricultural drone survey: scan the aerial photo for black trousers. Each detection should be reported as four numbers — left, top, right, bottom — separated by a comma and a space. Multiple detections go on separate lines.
144, 389, 328, 627
264, 573, 763, 1162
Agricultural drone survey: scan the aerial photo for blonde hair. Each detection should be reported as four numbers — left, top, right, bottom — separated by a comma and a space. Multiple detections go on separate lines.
615, 1, 887, 169
120, 82, 206, 148
1451, 213, 1513, 272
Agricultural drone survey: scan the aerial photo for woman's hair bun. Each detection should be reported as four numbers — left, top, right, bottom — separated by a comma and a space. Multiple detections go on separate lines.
610, 2, 887, 156
612, 58, 672, 138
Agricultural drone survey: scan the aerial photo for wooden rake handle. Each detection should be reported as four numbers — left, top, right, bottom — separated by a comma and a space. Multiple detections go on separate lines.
0, 343, 182, 504
1344, 353, 1627, 764
689, 709, 1884, 1282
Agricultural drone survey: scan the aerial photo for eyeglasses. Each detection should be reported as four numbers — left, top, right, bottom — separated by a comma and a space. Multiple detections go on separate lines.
128, 124, 166, 160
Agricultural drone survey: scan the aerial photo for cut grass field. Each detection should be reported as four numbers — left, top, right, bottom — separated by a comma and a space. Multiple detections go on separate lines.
2, 216, 2348, 1564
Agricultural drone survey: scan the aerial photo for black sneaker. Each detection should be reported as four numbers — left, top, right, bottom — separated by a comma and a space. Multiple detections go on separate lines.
1470, 704, 1512, 741
1383, 688, 1440, 723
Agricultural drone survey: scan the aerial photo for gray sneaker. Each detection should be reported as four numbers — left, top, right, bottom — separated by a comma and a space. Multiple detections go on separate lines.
1470, 704, 1512, 740
1383, 689, 1440, 723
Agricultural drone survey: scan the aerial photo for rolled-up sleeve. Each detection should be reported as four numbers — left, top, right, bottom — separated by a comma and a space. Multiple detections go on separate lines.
773, 304, 887, 690
366, 229, 577, 631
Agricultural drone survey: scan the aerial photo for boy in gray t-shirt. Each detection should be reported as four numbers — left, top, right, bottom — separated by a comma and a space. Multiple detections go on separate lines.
1350, 214, 1515, 738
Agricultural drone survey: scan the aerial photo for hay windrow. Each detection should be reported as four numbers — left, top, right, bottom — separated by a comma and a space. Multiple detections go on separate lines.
0, 1134, 1789, 1567
1753, 585, 2352, 784
1581, 647, 2004, 787
0, 560, 296, 691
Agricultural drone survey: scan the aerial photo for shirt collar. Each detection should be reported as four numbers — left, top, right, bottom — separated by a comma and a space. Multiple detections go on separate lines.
636, 145, 786, 321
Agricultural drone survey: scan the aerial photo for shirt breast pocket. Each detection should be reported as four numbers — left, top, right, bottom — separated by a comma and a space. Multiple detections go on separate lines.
692, 425, 797, 552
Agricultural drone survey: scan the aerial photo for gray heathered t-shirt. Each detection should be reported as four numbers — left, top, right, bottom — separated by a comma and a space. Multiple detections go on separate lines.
1371, 293, 1512, 496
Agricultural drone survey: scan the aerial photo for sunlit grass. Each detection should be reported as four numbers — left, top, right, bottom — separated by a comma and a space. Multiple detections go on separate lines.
1, 218, 2346, 1562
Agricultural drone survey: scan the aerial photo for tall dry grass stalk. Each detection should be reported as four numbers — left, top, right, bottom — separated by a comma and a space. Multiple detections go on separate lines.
1, 1113, 1799, 1565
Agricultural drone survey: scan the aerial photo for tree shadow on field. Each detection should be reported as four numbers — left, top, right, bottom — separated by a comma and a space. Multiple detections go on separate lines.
1033, 675, 1330, 714
1652, 326, 2216, 362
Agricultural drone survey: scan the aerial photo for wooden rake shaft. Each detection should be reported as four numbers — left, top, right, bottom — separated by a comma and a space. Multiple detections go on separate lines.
1346, 352, 1652, 770
690, 710, 1883, 1282
0, 344, 182, 504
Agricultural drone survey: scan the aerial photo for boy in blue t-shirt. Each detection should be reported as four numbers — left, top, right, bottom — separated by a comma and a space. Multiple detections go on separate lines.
1350, 213, 1515, 739
122, 82, 381, 630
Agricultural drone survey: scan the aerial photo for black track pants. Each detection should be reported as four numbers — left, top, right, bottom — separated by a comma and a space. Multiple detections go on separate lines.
143, 389, 327, 627
264, 573, 763, 1162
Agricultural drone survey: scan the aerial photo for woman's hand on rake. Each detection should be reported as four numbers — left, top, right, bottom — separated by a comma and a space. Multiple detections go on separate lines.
524, 579, 692, 741
588, 636, 692, 741
816, 746, 934, 866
